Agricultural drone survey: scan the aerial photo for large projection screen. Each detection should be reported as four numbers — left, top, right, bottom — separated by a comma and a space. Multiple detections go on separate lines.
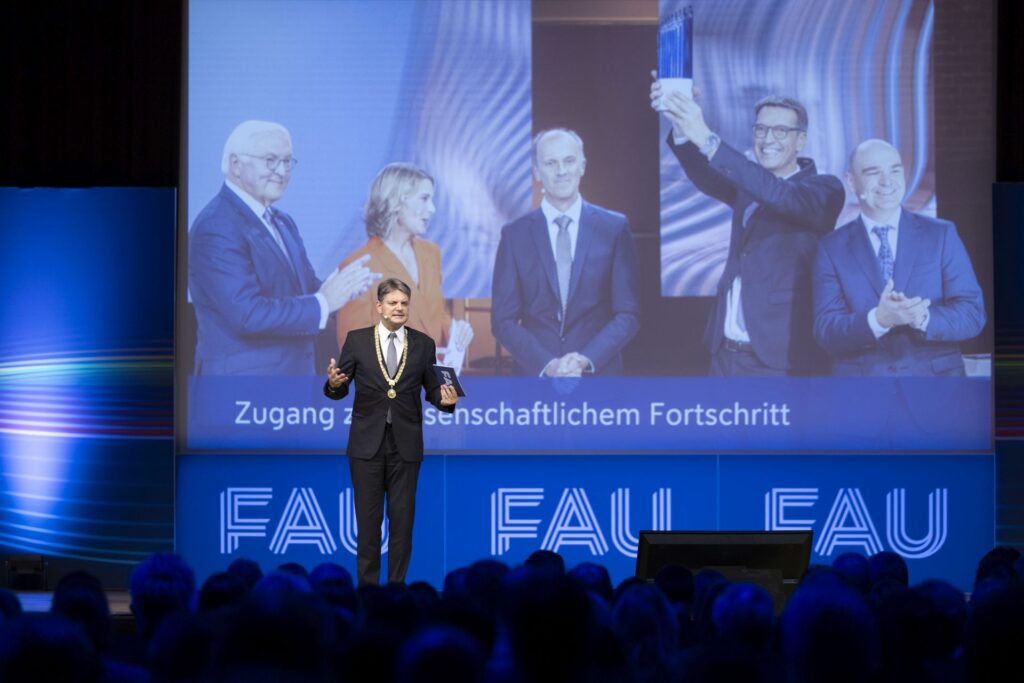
180, 0, 991, 453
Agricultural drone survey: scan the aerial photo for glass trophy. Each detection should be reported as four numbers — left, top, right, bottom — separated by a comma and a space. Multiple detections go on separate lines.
656, 6, 693, 111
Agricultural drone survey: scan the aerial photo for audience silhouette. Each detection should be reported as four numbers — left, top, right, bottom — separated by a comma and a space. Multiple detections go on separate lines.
0, 546, 1021, 682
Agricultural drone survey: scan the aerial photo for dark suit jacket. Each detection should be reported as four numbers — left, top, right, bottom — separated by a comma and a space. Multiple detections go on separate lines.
189, 183, 322, 375
813, 212, 986, 376
490, 201, 641, 375
670, 138, 844, 371
324, 326, 453, 462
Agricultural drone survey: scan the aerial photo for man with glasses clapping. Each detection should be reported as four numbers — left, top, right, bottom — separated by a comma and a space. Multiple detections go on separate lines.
189, 120, 379, 375
650, 84, 843, 376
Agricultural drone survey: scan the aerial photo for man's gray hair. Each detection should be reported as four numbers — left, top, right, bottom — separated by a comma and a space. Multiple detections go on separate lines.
221, 120, 291, 176
754, 96, 809, 132
531, 128, 585, 167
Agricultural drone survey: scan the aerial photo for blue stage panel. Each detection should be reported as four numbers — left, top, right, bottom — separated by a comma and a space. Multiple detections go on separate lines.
718, 454, 994, 591
0, 187, 175, 583
178, 452, 993, 591
176, 453, 445, 585
176, 453, 720, 586
441, 454, 720, 584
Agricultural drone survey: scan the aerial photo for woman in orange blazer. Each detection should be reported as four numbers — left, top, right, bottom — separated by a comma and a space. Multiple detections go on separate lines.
336, 163, 472, 370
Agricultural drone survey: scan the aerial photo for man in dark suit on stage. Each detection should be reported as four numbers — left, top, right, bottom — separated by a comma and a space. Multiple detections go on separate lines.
324, 278, 458, 586
813, 139, 985, 375
491, 128, 641, 376
652, 85, 844, 375
189, 120, 377, 375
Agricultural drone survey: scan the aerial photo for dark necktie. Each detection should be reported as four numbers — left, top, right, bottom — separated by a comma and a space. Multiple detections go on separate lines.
386, 332, 397, 424
262, 208, 296, 274
554, 215, 572, 309
872, 225, 894, 281
262, 208, 287, 253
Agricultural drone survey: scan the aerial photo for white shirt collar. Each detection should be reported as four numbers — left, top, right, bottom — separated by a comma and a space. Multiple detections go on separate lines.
861, 208, 902, 234
377, 322, 406, 346
225, 179, 273, 221
540, 195, 583, 226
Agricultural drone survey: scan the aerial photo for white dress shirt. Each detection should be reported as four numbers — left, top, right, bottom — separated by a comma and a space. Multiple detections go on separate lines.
862, 210, 901, 263
723, 167, 801, 343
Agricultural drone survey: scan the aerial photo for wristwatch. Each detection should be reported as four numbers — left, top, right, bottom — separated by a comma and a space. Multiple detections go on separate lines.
699, 132, 721, 159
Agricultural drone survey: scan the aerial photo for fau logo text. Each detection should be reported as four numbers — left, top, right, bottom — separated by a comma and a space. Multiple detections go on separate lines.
490, 487, 672, 558
765, 487, 948, 559
219, 487, 386, 556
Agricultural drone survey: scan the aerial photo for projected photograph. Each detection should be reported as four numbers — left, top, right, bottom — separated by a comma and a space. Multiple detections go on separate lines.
182, 0, 991, 453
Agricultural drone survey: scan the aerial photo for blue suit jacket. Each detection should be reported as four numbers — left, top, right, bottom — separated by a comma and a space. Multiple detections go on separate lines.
189, 184, 323, 375
813, 212, 986, 376
491, 201, 641, 375
671, 138, 844, 372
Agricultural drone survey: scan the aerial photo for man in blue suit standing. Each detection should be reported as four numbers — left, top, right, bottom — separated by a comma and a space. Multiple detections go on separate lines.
813, 139, 985, 375
652, 85, 844, 376
491, 128, 640, 376
189, 120, 378, 375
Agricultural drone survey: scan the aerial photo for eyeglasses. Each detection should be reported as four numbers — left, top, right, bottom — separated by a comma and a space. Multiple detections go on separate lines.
752, 124, 804, 140
238, 153, 298, 171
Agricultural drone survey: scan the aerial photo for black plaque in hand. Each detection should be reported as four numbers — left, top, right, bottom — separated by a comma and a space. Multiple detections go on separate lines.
432, 365, 466, 397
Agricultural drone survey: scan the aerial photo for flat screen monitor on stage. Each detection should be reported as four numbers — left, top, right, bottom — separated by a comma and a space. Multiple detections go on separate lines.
636, 530, 813, 579
180, 0, 992, 454
636, 530, 814, 607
